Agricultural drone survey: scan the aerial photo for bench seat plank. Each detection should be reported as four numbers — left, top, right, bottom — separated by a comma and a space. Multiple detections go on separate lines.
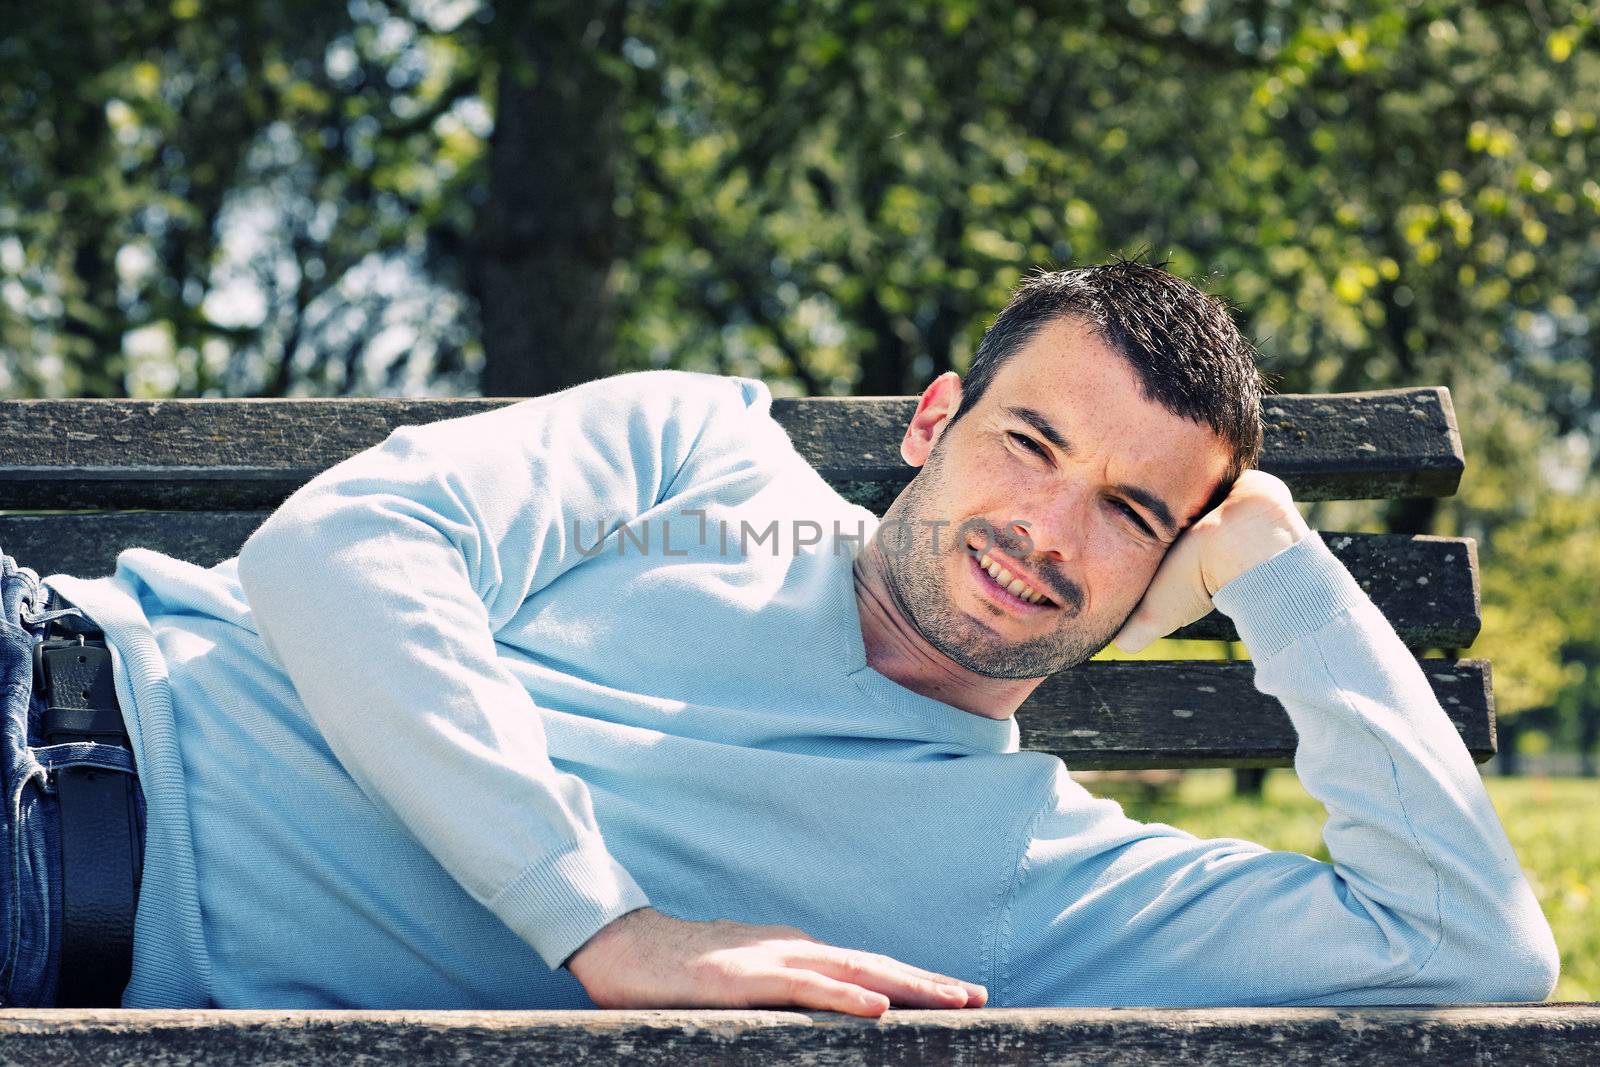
0, 388, 1462, 509
0, 515, 1480, 649
0, 1005, 1593, 1064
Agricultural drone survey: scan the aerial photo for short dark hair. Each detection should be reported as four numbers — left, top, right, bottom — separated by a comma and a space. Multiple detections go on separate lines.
949, 260, 1267, 492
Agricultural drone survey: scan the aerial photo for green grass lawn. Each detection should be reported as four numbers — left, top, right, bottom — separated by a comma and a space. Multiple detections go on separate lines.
1074, 770, 1600, 1002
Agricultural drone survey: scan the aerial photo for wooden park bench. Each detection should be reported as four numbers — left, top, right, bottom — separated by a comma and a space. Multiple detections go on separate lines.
0, 383, 1594, 1063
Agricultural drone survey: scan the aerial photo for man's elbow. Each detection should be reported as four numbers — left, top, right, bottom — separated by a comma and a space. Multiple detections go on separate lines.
1438, 911, 1561, 1003
1489, 922, 1562, 1002
1485, 882, 1563, 1002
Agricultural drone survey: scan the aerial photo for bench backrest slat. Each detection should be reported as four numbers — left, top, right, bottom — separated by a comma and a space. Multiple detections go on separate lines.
1023, 659, 1493, 769
784, 386, 1463, 501
0, 388, 1462, 509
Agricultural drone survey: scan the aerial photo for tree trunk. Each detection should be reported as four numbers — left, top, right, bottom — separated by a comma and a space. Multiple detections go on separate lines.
1233, 768, 1269, 797
470, 2, 628, 398
1495, 718, 1521, 777
1382, 496, 1440, 537
1578, 695, 1599, 778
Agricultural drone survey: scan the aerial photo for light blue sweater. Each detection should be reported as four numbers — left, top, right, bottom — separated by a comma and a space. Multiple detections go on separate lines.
47, 369, 1559, 1009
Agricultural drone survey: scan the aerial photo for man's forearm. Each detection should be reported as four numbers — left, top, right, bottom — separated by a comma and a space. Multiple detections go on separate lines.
1211, 533, 1560, 1003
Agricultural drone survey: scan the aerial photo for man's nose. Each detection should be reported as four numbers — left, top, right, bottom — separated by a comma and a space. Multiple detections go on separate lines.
1010, 488, 1087, 564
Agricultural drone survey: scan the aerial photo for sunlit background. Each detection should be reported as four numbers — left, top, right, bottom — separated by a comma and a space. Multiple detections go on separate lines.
2, 0, 1596, 997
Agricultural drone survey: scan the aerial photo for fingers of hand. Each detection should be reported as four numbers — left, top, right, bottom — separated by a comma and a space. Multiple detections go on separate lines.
1114, 573, 1213, 653
1230, 468, 1294, 505
1115, 474, 1302, 656
587, 915, 988, 1016
765, 970, 891, 1016
800, 948, 986, 1009
1112, 614, 1157, 655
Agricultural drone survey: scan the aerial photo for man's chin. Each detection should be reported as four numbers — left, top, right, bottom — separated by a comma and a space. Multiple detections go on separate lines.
938, 634, 1110, 680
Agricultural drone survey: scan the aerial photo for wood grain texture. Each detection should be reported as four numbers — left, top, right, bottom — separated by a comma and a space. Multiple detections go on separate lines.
0, 1006, 1595, 1065
1021, 659, 1493, 769
0, 388, 1461, 509
1170, 532, 1478, 647
793, 387, 1464, 504
0, 511, 268, 576
0, 519, 1480, 649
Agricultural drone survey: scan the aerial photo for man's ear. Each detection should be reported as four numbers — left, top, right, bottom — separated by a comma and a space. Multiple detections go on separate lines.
901, 371, 963, 467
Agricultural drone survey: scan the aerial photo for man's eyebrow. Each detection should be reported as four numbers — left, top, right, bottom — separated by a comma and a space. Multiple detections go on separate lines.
1003, 406, 1073, 455
1003, 404, 1179, 538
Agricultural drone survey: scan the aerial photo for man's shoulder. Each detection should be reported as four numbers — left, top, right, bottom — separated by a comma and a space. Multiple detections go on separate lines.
561, 368, 774, 420
382, 369, 843, 520
397, 370, 778, 463
557, 370, 815, 500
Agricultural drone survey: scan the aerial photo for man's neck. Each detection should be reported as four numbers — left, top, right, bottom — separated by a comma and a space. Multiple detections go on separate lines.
851, 542, 1042, 721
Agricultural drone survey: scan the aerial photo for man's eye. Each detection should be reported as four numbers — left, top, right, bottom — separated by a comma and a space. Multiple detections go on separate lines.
1112, 499, 1154, 536
1008, 432, 1047, 458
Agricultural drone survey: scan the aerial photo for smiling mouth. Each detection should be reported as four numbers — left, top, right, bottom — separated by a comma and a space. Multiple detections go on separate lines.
968, 549, 1059, 610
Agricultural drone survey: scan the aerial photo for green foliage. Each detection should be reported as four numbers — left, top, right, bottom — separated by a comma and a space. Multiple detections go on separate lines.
0, 0, 486, 396
1471, 485, 1600, 730
1086, 769, 1600, 1001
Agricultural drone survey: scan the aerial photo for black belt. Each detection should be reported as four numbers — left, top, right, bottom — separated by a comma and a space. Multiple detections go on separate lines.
32, 588, 142, 1008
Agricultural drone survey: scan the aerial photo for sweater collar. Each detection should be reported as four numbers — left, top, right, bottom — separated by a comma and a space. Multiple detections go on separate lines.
826, 509, 1019, 755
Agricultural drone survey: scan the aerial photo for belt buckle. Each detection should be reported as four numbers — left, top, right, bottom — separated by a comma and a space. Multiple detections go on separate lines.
35, 637, 127, 747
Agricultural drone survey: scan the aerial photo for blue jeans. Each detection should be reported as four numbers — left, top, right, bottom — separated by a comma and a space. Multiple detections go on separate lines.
0, 550, 147, 1007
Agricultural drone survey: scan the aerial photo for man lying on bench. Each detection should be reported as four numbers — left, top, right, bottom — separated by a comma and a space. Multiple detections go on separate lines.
9, 261, 1557, 1011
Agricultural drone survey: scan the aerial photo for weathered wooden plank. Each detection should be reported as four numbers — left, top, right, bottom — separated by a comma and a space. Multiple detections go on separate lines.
789, 386, 1463, 503
0, 511, 268, 577
1259, 387, 1464, 499
1172, 532, 1478, 648
0, 517, 1480, 649
1021, 659, 1493, 769
0, 388, 1461, 509
0, 396, 502, 510
0, 1006, 1595, 1066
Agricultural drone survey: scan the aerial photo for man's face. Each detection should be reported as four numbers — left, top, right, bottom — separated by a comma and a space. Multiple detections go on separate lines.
878, 315, 1234, 679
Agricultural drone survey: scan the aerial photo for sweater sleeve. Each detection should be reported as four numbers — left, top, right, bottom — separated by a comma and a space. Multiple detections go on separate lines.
998, 533, 1560, 1007
234, 369, 771, 971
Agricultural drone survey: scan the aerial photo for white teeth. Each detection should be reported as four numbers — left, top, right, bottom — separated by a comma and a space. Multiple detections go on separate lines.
978, 553, 1047, 605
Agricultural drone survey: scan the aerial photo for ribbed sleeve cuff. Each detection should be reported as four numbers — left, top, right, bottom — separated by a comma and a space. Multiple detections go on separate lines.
1209, 533, 1371, 660
488, 836, 653, 972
